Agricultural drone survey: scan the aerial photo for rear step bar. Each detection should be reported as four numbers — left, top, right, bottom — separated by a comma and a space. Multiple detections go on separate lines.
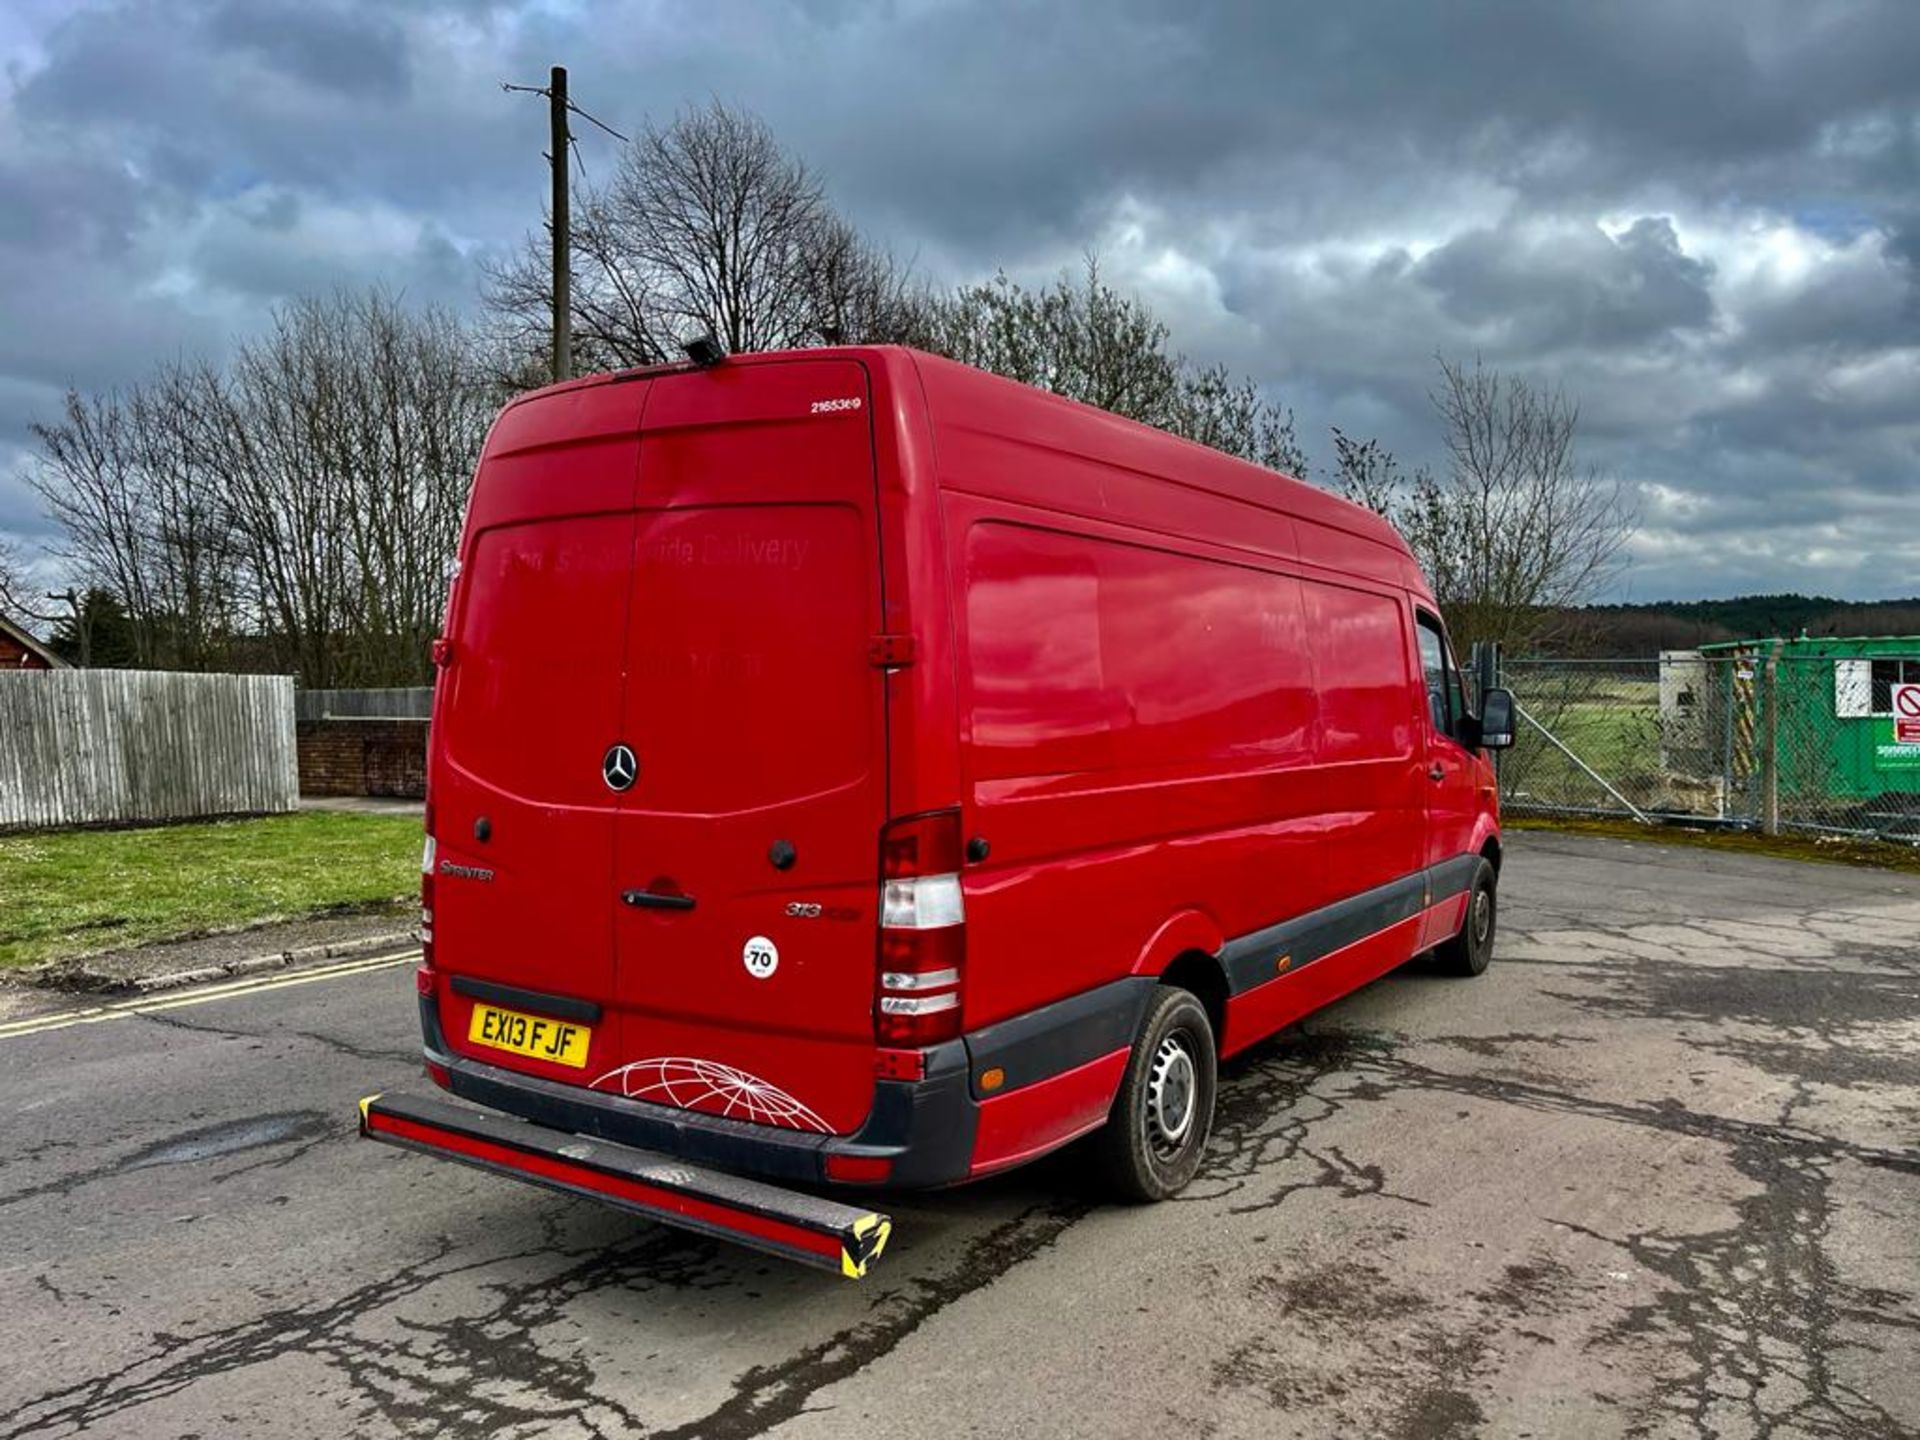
358, 1092, 892, 1278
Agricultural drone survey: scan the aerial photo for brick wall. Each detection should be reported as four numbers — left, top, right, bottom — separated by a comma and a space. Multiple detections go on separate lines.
0, 632, 52, 669
297, 719, 428, 798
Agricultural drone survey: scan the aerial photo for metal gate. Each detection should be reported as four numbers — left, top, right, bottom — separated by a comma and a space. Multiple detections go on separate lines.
1495, 652, 1920, 842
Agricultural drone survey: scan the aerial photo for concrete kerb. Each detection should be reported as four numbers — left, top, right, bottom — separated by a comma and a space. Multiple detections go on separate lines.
20, 930, 418, 998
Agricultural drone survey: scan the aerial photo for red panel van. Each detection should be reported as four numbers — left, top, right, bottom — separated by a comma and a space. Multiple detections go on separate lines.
359, 345, 1513, 1276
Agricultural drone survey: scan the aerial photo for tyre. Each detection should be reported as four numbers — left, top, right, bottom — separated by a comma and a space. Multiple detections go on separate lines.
1435, 857, 1497, 977
1092, 986, 1218, 1202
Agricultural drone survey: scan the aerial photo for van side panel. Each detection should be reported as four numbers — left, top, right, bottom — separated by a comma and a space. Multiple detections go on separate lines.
1221, 912, 1427, 1057
1298, 578, 1422, 902
917, 352, 1471, 1097
949, 494, 1327, 1034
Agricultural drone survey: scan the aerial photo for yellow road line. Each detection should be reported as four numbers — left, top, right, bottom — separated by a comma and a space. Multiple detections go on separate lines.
0, 950, 409, 1034
0, 951, 416, 1041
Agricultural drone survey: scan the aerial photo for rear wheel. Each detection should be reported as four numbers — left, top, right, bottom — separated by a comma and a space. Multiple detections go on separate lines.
1435, 857, 1497, 977
1092, 986, 1217, 1202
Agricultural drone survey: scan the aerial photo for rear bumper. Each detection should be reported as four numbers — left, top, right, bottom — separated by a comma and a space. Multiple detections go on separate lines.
421, 994, 979, 1189
359, 1091, 891, 1277
416, 976, 1153, 1192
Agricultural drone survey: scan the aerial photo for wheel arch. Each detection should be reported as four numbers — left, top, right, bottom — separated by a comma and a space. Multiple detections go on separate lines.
1129, 907, 1227, 978
1475, 824, 1503, 874
1126, 909, 1228, 1031
1156, 950, 1229, 1043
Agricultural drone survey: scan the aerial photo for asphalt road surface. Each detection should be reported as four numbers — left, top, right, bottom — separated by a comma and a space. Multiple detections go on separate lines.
4, 832, 1918, 1439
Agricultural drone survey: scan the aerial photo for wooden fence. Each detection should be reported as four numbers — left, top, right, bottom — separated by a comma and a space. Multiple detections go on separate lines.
0, 670, 298, 830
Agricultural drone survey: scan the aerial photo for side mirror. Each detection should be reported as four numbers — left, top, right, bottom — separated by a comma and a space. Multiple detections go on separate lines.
1477, 688, 1515, 750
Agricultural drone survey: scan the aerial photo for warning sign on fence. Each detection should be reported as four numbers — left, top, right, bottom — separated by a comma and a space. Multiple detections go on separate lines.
1896, 683, 1920, 745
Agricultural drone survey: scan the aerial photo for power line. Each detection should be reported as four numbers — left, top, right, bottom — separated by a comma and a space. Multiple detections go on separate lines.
501, 82, 629, 143
566, 99, 629, 144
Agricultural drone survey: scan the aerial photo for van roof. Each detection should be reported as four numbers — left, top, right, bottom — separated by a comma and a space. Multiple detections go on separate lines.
502, 345, 1418, 574
902, 348, 1415, 568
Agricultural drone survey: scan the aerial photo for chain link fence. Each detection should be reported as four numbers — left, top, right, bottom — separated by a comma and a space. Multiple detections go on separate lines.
1497, 651, 1920, 843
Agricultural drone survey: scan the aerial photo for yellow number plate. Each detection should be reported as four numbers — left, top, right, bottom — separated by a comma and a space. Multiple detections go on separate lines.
468, 1004, 590, 1069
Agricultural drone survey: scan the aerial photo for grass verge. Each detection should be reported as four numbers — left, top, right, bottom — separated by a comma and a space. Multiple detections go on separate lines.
0, 812, 420, 970
1508, 813, 1920, 876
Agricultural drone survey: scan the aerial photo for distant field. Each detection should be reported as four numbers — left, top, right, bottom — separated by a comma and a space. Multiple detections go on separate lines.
0, 812, 419, 969
1500, 679, 1679, 813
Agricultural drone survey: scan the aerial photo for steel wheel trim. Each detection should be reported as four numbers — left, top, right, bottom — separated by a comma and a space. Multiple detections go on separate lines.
1145, 1032, 1198, 1158
1472, 887, 1494, 948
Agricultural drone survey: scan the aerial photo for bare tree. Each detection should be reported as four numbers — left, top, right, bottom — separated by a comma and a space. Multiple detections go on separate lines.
484, 101, 915, 381
915, 262, 1184, 420
1332, 356, 1635, 653
914, 259, 1306, 473
1330, 425, 1411, 518
30, 388, 168, 665
213, 291, 490, 686
1173, 361, 1309, 477
28, 364, 245, 668
0, 536, 36, 617
29, 289, 490, 686
484, 101, 1302, 470
131, 361, 244, 669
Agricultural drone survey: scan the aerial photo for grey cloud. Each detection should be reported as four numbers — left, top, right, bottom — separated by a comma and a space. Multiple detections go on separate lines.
726, 1, 1920, 264
12, 0, 527, 212
1413, 217, 1716, 353
0, 147, 144, 253
187, 189, 472, 304
1, 0, 1918, 603
1728, 237, 1916, 354
0, 248, 229, 394
205, 0, 410, 99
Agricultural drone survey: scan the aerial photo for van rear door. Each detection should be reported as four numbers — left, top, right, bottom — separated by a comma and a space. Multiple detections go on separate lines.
430, 382, 648, 1084
600, 358, 887, 1138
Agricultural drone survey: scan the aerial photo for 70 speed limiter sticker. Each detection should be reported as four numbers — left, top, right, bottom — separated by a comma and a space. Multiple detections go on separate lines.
743, 935, 779, 980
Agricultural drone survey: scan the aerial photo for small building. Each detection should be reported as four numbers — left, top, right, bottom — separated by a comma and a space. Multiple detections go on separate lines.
1698, 635, 1920, 806
0, 612, 65, 670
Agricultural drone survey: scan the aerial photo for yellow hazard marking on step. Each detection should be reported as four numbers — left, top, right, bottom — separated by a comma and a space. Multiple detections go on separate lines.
841, 1212, 892, 1280
358, 1093, 381, 1123
0, 951, 415, 1042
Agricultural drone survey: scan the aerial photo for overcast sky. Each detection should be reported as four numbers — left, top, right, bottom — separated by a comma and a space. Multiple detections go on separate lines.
1, 0, 1916, 602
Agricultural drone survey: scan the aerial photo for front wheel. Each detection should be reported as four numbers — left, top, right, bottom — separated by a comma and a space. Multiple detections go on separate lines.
1435, 857, 1497, 977
1091, 986, 1218, 1202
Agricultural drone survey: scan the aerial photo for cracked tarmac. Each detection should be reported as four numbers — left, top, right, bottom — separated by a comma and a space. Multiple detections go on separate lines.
1, 831, 1916, 1438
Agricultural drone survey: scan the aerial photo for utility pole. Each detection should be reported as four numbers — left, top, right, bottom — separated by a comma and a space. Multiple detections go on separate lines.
506, 67, 624, 384
549, 65, 571, 384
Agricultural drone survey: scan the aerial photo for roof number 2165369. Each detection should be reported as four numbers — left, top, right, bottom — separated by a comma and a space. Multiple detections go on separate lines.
810, 397, 863, 414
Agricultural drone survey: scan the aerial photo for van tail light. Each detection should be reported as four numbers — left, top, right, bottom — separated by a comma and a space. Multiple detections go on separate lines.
876, 810, 965, 1047
420, 813, 437, 969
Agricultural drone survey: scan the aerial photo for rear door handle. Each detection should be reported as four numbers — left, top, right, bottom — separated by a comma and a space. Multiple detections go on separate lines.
1427, 763, 1447, 782
622, 889, 696, 911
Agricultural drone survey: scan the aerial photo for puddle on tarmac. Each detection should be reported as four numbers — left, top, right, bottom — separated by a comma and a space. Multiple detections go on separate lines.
127, 1111, 333, 1170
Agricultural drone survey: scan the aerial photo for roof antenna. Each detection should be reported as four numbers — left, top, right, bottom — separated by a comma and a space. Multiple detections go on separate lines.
682, 334, 728, 368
